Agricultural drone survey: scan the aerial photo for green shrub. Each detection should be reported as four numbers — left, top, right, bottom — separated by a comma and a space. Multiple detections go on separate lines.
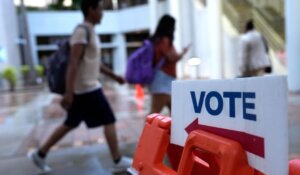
21, 65, 30, 76
2, 66, 17, 91
35, 65, 45, 77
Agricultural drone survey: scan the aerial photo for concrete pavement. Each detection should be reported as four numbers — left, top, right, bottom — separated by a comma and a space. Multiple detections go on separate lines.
0, 80, 299, 175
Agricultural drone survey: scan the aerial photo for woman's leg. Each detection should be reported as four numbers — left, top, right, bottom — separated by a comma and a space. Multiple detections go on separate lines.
150, 94, 171, 114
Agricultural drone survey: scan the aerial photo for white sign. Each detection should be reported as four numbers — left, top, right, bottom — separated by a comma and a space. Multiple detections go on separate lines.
171, 76, 288, 175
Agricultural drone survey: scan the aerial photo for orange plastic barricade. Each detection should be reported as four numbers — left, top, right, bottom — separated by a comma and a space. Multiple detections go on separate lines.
176, 130, 255, 175
289, 159, 300, 175
128, 114, 176, 175
128, 114, 261, 175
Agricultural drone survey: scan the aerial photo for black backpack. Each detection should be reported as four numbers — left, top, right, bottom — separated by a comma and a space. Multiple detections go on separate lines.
47, 25, 90, 95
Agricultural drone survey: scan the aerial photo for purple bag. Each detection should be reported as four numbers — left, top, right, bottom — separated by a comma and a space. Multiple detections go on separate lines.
125, 40, 165, 84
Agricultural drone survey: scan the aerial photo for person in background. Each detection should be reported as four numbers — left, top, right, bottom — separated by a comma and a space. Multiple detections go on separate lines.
28, 0, 132, 173
149, 15, 190, 114
239, 20, 271, 77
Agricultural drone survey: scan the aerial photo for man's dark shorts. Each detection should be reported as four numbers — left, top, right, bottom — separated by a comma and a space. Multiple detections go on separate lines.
64, 88, 116, 128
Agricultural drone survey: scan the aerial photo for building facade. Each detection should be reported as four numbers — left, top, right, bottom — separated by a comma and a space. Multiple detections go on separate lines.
2, 0, 300, 91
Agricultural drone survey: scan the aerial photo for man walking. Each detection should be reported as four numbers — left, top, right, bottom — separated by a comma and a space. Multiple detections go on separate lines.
28, 0, 132, 173
239, 20, 271, 77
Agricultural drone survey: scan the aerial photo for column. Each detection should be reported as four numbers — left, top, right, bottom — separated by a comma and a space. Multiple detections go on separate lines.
149, 0, 158, 34
207, 0, 223, 79
180, 0, 196, 78
113, 33, 127, 75
0, 0, 21, 68
167, 0, 184, 78
20, 0, 37, 82
285, 0, 300, 91
167, 0, 182, 51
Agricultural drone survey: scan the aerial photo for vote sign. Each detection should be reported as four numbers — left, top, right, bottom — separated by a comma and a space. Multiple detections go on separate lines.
171, 76, 288, 175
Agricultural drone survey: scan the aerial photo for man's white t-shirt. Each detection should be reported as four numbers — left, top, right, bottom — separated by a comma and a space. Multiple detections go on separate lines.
70, 22, 102, 94
239, 30, 271, 73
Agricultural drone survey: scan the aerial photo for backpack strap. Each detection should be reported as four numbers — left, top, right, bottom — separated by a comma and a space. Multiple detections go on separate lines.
77, 25, 90, 44
76, 24, 91, 61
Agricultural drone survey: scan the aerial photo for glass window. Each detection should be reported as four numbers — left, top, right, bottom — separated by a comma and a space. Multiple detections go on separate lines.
125, 30, 149, 42
125, 30, 149, 57
117, 0, 148, 9
99, 35, 113, 43
36, 35, 69, 45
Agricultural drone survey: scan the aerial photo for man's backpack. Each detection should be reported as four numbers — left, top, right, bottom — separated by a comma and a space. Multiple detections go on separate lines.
47, 25, 90, 95
125, 40, 165, 84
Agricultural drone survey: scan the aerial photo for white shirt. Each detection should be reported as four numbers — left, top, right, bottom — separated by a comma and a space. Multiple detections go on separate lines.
70, 22, 102, 94
239, 30, 271, 73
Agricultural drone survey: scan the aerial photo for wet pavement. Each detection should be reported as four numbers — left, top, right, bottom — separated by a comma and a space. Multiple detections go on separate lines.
0, 80, 299, 175
0, 82, 153, 175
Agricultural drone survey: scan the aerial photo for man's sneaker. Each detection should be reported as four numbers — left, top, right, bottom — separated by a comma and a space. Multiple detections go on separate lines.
27, 149, 52, 173
112, 156, 133, 173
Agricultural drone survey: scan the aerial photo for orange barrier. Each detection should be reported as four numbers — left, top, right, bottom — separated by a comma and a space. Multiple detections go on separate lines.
128, 114, 296, 175
289, 159, 300, 175
128, 114, 176, 175
177, 130, 255, 175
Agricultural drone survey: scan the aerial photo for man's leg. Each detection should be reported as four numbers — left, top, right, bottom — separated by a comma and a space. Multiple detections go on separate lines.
104, 123, 120, 160
167, 95, 172, 113
28, 124, 74, 172
104, 122, 133, 172
150, 94, 171, 114
91, 89, 132, 172
39, 124, 74, 155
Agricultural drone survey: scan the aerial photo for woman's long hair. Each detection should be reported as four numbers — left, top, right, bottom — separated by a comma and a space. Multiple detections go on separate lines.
151, 14, 175, 43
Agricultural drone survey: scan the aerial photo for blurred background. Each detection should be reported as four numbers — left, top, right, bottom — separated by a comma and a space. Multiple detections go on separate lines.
0, 0, 299, 175
0, 0, 293, 91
